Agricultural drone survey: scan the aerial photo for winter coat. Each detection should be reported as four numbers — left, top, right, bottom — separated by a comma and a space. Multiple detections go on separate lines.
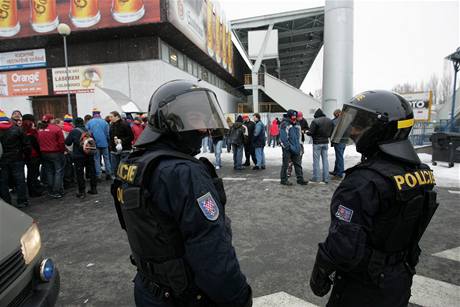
307, 109, 334, 145
65, 126, 88, 159
87, 117, 110, 148
270, 119, 280, 136
38, 124, 65, 153
109, 120, 134, 152
229, 122, 245, 146
25, 129, 40, 159
0, 122, 30, 164
253, 120, 266, 148
298, 118, 309, 143
243, 120, 256, 145
279, 118, 302, 155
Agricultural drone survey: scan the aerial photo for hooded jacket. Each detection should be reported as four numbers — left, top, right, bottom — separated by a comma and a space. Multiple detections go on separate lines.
307, 109, 334, 145
270, 119, 279, 136
87, 117, 110, 148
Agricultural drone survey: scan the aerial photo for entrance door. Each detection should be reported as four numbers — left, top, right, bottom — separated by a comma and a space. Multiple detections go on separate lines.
31, 95, 77, 120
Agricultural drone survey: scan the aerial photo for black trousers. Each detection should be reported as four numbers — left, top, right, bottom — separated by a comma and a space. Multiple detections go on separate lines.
280, 148, 303, 182
244, 143, 257, 165
74, 156, 97, 193
26, 157, 43, 196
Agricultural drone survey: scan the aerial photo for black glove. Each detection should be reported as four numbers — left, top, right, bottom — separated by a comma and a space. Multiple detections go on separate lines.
310, 261, 333, 297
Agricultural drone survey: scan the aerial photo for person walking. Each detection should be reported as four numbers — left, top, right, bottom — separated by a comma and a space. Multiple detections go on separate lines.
109, 111, 134, 175
111, 80, 252, 306
330, 109, 346, 180
65, 117, 97, 198
229, 115, 246, 170
307, 109, 334, 184
252, 113, 266, 170
87, 108, 113, 180
0, 109, 30, 207
310, 90, 438, 307
37, 114, 66, 199
279, 110, 308, 185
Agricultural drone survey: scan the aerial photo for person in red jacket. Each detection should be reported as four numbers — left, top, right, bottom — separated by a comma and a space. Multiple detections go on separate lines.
22, 114, 44, 197
38, 114, 66, 199
130, 116, 144, 144
269, 118, 280, 147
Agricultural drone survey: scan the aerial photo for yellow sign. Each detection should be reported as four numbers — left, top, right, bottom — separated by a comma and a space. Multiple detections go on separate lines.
393, 170, 435, 191
117, 163, 138, 184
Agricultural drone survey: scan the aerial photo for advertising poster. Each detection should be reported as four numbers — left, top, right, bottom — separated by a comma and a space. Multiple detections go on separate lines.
52, 65, 103, 94
0, 0, 161, 39
0, 49, 47, 71
0, 69, 48, 97
168, 0, 233, 75
400, 91, 432, 121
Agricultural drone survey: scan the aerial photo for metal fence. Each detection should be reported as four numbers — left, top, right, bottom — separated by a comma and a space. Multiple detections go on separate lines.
409, 120, 460, 146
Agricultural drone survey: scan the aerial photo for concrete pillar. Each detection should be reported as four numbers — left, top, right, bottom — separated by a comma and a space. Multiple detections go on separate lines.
322, 0, 354, 117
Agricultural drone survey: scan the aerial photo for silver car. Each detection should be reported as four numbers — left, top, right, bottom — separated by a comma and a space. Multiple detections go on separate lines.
0, 200, 60, 306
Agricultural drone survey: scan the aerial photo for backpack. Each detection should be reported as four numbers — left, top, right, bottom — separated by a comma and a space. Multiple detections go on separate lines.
76, 128, 96, 155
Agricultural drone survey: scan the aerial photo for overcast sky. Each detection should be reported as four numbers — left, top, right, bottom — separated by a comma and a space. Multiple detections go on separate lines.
220, 0, 460, 95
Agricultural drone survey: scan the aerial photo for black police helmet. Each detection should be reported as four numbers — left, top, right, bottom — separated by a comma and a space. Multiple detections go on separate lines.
135, 80, 228, 148
331, 90, 421, 164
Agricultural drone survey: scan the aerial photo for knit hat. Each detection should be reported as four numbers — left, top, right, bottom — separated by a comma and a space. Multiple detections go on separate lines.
42, 114, 54, 123
0, 109, 9, 123
64, 114, 73, 122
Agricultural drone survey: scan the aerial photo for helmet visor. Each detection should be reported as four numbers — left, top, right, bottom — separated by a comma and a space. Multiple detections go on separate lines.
157, 89, 229, 132
331, 105, 380, 145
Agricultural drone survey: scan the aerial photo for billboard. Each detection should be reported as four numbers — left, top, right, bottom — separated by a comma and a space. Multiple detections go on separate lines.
0, 69, 48, 96
0, 49, 46, 71
52, 65, 103, 94
168, 0, 233, 75
400, 91, 433, 122
0, 0, 160, 39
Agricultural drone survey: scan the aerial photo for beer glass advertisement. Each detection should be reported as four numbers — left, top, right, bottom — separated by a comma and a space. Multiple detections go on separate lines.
0, 69, 49, 97
0, 0, 160, 39
400, 91, 433, 122
168, 0, 233, 75
52, 65, 103, 94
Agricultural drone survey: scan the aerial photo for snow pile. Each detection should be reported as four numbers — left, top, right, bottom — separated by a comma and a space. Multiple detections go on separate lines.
200, 145, 460, 188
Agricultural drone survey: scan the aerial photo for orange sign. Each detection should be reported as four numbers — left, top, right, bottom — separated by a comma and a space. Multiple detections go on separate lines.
0, 69, 48, 97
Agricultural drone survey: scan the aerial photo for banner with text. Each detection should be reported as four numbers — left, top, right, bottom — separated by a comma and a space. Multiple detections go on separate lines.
0, 69, 49, 97
52, 66, 103, 94
400, 91, 433, 121
0, 49, 47, 71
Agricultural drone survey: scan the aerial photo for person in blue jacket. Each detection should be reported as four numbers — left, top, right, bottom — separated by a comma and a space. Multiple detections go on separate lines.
112, 80, 252, 307
87, 108, 113, 180
279, 109, 308, 185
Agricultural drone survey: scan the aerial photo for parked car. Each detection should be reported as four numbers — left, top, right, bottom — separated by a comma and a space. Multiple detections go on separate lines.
0, 199, 60, 306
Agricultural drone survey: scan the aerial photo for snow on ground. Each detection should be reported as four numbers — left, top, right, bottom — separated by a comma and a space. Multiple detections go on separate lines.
200, 145, 460, 189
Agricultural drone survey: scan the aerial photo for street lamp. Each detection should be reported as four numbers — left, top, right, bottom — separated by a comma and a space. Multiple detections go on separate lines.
57, 23, 72, 115
445, 47, 460, 132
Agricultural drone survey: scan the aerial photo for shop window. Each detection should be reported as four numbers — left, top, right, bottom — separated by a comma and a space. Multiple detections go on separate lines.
202, 69, 209, 81
178, 53, 185, 70
169, 48, 178, 66
161, 42, 169, 62
187, 59, 193, 74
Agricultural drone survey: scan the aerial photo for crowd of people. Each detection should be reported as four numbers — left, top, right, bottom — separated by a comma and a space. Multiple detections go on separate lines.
0, 108, 147, 208
0, 105, 347, 208
207, 108, 346, 185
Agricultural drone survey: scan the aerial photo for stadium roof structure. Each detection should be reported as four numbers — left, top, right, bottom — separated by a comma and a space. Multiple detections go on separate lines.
231, 7, 324, 88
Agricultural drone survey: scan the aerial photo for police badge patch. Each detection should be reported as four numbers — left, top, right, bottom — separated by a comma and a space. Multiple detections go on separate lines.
197, 192, 219, 221
335, 205, 353, 222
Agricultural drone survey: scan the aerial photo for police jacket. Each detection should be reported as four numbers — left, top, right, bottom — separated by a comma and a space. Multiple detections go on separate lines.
316, 152, 436, 283
279, 119, 302, 155
112, 142, 252, 306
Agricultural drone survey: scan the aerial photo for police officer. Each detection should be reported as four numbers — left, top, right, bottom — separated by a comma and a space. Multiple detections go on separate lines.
309, 90, 438, 306
112, 80, 252, 307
